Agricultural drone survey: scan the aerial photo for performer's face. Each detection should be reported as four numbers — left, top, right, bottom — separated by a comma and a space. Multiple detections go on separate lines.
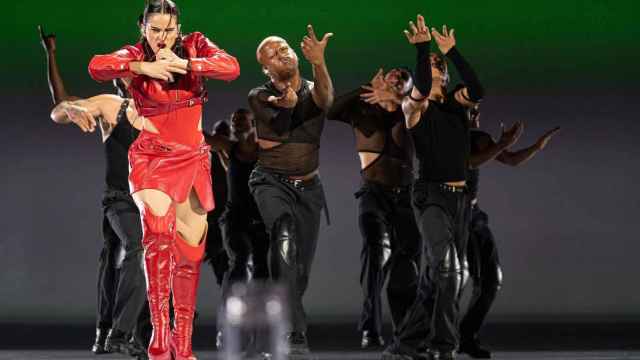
143, 13, 180, 54
384, 68, 412, 95
430, 53, 448, 83
231, 111, 254, 135
259, 40, 299, 80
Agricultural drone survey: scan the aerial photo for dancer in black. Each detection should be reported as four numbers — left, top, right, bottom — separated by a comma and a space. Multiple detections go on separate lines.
248, 25, 334, 357
459, 108, 559, 358
204, 120, 231, 287
366, 15, 485, 359
40, 26, 149, 359
327, 68, 421, 349
205, 109, 270, 349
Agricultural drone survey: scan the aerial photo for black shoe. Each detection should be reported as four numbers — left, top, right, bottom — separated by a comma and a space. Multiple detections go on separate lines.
127, 337, 148, 359
381, 341, 427, 360
458, 340, 491, 359
286, 332, 316, 359
361, 330, 385, 349
91, 327, 111, 354
428, 349, 456, 360
104, 328, 130, 355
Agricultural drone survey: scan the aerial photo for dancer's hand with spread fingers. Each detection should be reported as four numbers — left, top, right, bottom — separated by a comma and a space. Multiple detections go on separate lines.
301, 24, 333, 66
404, 14, 431, 45
431, 25, 456, 55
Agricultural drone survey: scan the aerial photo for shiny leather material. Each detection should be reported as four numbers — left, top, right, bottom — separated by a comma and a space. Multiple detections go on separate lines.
140, 205, 176, 360
171, 233, 206, 360
88, 32, 240, 147
129, 131, 214, 212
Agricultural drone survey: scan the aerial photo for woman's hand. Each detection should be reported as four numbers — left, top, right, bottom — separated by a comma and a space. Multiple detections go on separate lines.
137, 59, 187, 82
404, 14, 431, 44
63, 102, 97, 133
431, 25, 456, 55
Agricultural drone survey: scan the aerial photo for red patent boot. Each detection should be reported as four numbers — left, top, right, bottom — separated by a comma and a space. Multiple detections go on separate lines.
170, 232, 206, 360
141, 205, 176, 360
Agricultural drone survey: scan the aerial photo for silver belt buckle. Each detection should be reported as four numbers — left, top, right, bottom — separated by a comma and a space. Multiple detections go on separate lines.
293, 179, 303, 188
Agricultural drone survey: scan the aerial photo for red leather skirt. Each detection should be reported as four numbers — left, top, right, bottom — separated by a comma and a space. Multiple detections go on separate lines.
128, 131, 215, 212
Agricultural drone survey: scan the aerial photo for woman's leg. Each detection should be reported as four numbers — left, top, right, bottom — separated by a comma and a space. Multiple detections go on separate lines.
132, 189, 174, 360
171, 189, 208, 360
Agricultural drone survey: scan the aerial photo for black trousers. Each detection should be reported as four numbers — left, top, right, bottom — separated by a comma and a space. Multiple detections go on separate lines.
205, 210, 230, 286
219, 202, 270, 303
356, 181, 421, 336
459, 204, 502, 342
395, 182, 470, 353
97, 190, 149, 337
249, 168, 326, 333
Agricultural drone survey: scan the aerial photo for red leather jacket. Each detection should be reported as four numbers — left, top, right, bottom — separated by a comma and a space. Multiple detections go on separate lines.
88, 32, 240, 146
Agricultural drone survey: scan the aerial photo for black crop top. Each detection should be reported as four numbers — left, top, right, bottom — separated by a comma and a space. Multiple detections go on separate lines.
328, 87, 414, 186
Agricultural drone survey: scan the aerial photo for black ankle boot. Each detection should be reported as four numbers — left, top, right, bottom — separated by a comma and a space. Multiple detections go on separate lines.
287, 331, 315, 358
361, 330, 385, 349
91, 327, 110, 354
104, 328, 129, 354
458, 340, 491, 359
381, 341, 427, 360
428, 349, 456, 360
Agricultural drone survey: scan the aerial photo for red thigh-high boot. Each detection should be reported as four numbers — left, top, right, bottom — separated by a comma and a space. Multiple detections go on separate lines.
141, 205, 176, 360
170, 230, 206, 360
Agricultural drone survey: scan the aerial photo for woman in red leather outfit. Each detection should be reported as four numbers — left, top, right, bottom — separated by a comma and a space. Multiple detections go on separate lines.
88, 1, 240, 359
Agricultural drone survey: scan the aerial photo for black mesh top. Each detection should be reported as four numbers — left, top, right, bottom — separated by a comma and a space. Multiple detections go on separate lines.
248, 78, 325, 176
467, 129, 493, 200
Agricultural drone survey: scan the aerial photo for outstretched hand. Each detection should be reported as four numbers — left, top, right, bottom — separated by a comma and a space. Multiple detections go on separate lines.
498, 121, 524, 149
64, 103, 97, 133
404, 14, 431, 44
38, 25, 56, 53
360, 84, 401, 108
535, 127, 560, 150
267, 85, 298, 109
431, 25, 456, 54
301, 24, 333, 66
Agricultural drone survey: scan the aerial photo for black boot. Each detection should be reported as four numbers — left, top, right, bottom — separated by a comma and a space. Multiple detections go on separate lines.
91, 327, 111, 354
104, 328, 129, 355
361, 330, 385, 349
428, 349, 456, 360
381, 341, 427, 360
458, 340, 491, 359
286, 332, 316, 359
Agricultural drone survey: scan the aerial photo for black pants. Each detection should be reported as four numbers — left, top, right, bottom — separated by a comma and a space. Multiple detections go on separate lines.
97, 190, 149, 337
249, 168, 326, 333
356, 181, 421, 336
219, 202, 270, 302
395, 182, 470, 353
205, 210, 230, 286
459, 204, 502, 343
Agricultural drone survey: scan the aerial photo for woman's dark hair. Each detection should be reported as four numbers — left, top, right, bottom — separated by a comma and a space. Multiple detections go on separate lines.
140, 0, 185, 62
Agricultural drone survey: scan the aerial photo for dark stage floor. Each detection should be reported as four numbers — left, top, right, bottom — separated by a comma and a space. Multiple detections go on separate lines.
2, 322, 639, 359
2, 350, 640, 360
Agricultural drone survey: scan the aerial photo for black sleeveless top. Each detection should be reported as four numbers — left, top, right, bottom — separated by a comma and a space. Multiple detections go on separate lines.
328, 87, 414, 186
249, 78, 325, 176
104, 100, 139, 191
410, 90, 469, 183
